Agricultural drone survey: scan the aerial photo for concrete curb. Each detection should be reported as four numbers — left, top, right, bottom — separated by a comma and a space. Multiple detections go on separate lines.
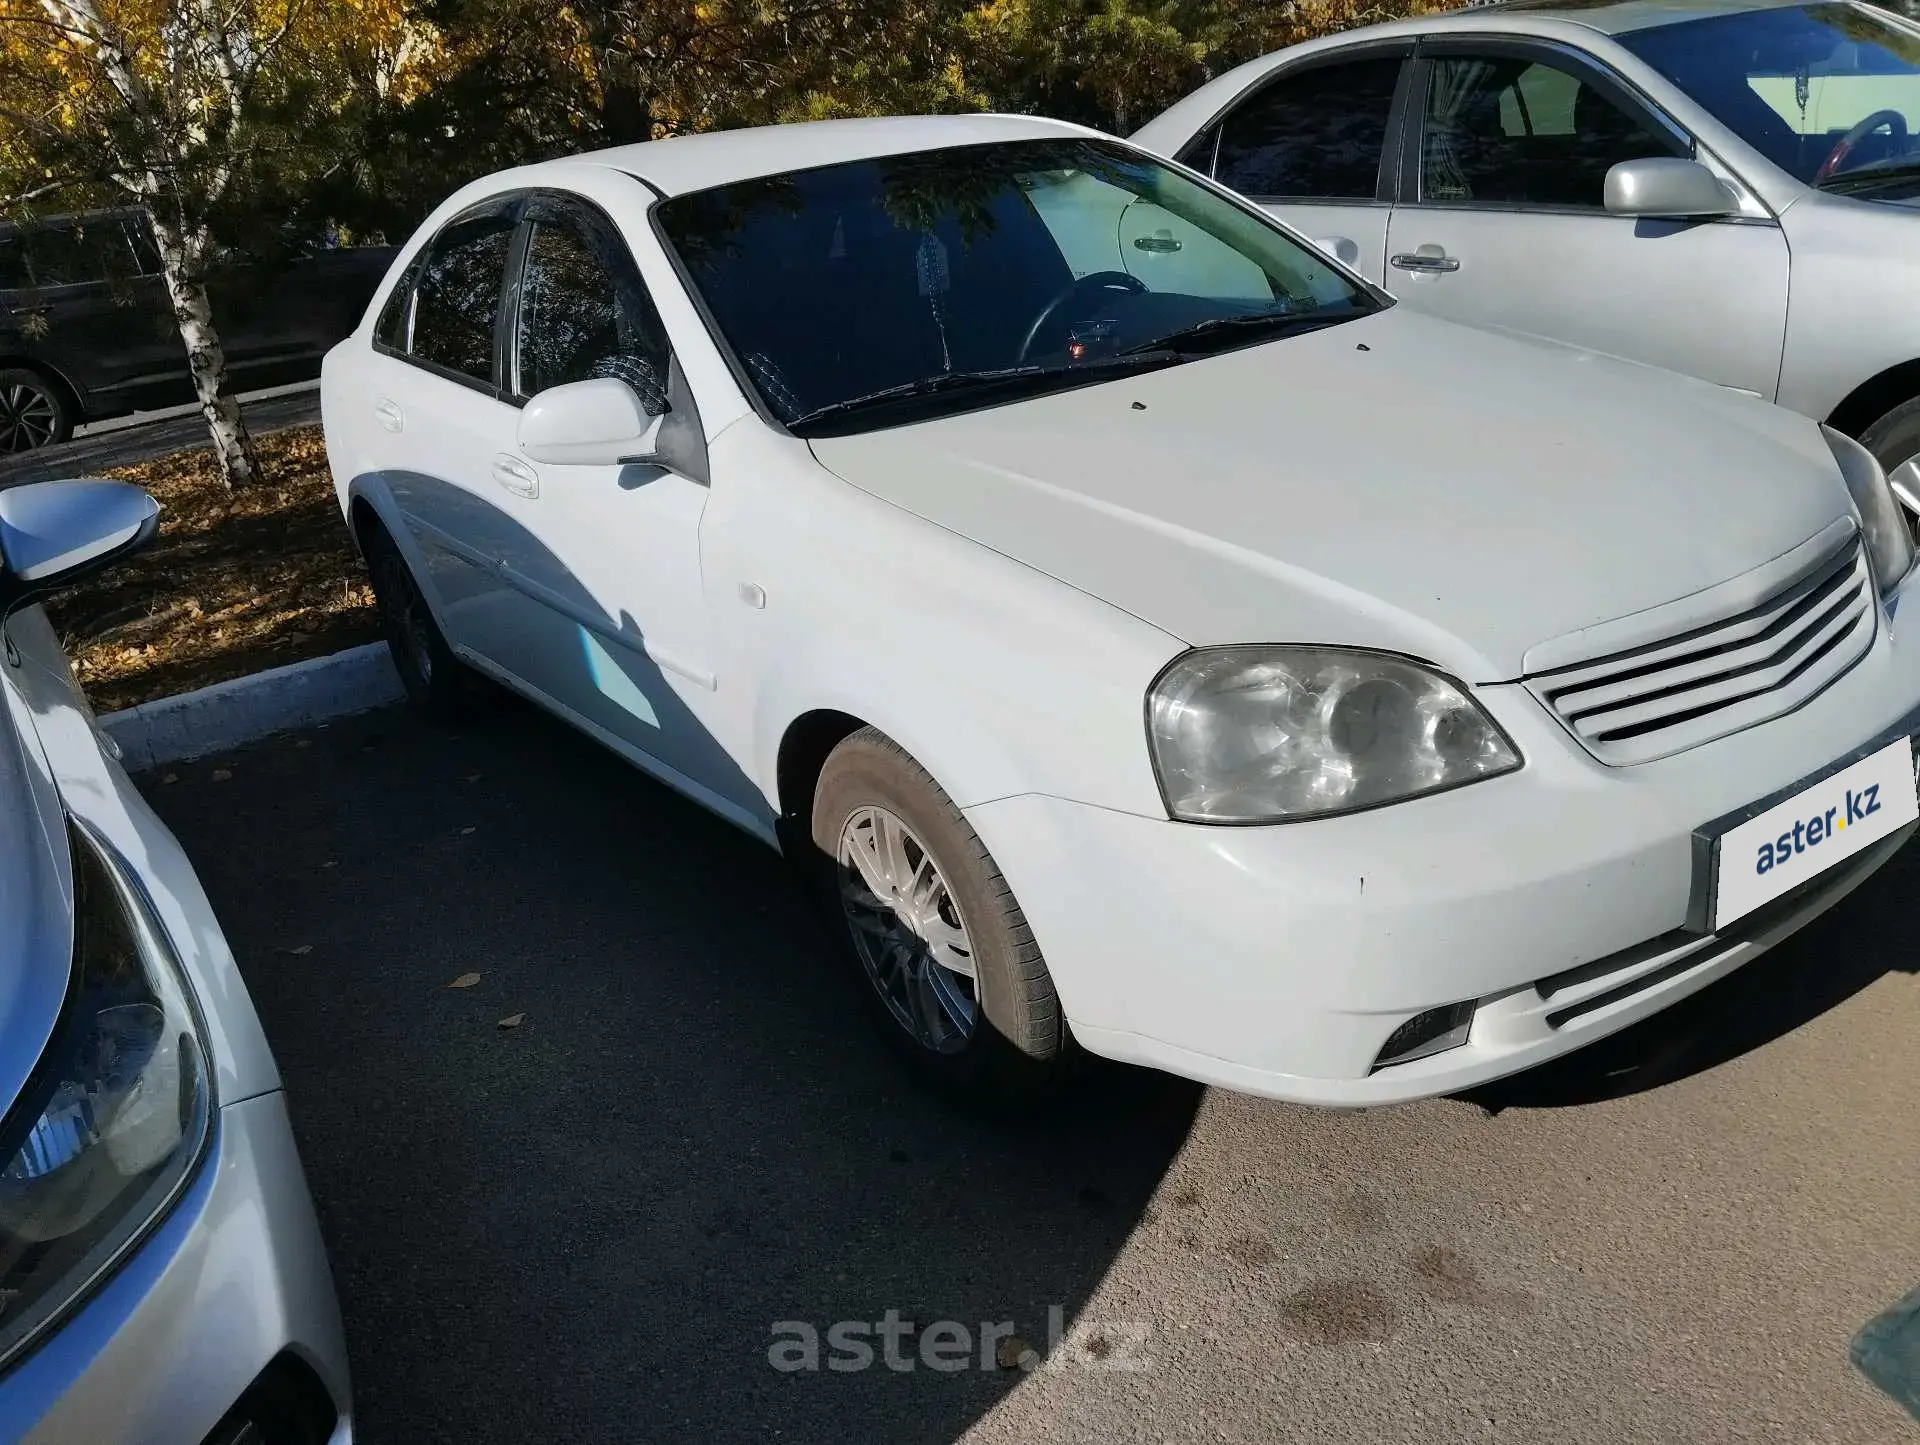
100, 642, 403, 771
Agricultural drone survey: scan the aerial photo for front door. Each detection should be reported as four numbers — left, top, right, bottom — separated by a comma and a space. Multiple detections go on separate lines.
1383, 42, 1790, 399
16, 214, 176, 410
489, 192, 752, 820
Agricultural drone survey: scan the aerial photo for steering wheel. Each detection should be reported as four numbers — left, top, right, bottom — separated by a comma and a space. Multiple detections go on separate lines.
1017, 271, 1147, 363
1815, 108, 1909, 182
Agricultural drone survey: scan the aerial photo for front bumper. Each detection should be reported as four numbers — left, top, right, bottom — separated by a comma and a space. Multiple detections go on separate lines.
965, 582, 1920, 1106
3, 1091, 351, 1445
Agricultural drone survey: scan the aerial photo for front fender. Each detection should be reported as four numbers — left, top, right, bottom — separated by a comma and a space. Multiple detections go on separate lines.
703, 426, 1186, 821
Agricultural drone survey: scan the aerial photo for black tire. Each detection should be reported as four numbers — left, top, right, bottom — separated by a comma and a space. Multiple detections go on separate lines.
0, 366, 74, 453
1861, 395, 1920, 486
808, 726, 1072, 1105
362, 522, 473, 721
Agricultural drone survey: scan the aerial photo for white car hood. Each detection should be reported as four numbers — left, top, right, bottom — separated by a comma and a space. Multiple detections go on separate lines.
809, 307, 1852, 680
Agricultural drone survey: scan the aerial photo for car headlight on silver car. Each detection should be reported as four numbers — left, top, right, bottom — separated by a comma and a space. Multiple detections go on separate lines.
0, 821, 212, 1370
1148, 646, 1522, 823
1823, 424, 1915, 594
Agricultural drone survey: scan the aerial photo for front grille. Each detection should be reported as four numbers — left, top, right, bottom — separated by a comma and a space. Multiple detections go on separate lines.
1526, 536, 1875, 765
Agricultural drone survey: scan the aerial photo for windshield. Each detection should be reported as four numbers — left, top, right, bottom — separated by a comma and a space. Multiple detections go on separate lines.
1620, 3, 1920, 190
654, 138, 1378, 434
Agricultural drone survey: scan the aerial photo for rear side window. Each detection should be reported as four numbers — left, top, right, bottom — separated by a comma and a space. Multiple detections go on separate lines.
1214, 58, 1405, 199
406, 211, 516, 383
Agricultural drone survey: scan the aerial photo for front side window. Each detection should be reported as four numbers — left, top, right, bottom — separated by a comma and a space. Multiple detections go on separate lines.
513, 210, 668, 404
1621, 3, 1920, 192
0, 235, 23, 290
406, 211, 516, 383
18, 218, 145, 288
1213, 59, 1405, 199
657, 138, 1379, 435
1420, 55, 1682, 207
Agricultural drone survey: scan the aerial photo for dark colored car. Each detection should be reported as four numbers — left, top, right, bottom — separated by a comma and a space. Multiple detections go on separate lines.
0, 208, 396, 452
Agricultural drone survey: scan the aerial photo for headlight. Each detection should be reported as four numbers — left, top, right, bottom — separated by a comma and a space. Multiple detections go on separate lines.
1147, 646, 1521, 823
0, 821, 211, 1370
1824, 424, 1914, 594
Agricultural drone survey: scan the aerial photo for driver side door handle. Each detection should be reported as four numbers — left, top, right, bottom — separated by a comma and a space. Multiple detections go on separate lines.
1390, 248, 1461, 274
491, 453, 539, 498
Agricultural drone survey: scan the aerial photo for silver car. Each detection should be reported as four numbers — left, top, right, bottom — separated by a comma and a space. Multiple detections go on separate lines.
1133, 0, 1920, 491
0, 480, 351, 1441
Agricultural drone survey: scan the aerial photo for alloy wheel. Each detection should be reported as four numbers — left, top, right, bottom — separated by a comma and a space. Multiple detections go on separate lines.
1890, 451, 1920, 531
836, 804, 978, 1053
0, 381, 58, 453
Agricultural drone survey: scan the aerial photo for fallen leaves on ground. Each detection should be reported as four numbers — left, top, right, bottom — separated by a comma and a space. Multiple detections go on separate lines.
279, 944, 314, 956
449, 972, 482, 989
497, 1013, 524, 1030
47, 427, 379, 712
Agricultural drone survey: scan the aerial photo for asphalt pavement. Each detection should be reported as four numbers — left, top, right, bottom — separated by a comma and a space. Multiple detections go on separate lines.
0, 383, 319, 484
144, 696, 1920, 1444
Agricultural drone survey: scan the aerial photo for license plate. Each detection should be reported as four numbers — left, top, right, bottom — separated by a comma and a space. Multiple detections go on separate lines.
1712, 737, 1918, 930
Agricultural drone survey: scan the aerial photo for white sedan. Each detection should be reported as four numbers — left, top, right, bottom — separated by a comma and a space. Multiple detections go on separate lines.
322, 113, 1920, 1106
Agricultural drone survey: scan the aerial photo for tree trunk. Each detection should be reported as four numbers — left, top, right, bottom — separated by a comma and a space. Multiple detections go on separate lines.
148, 217, 259, 490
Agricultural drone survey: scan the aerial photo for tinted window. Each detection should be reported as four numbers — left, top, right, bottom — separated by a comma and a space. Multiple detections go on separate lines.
0, 235, 22, 290
657, 138, 1375, 434
513, 212, 668, 401
409, 213, 514, 382
122, 217, 161, 275
19, 218, 145, 287
1214, 59, 1404, 199
1420, 55, 1682, 207
1621, 4, 1920, 187
374, 267, 414, 351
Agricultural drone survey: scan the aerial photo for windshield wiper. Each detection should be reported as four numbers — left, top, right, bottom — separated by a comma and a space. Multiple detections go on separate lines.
1119, 308, 1358, 357
784, 351, 1178, 431
1817, 159, 1920, 194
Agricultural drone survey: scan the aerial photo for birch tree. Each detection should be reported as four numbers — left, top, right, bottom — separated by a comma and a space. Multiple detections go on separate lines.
0, 0, 425, 486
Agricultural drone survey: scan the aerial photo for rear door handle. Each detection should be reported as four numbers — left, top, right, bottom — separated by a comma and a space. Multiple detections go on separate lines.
7, 305, 49, 318
1390, 247, 1461, 274
373, 398, 404, 432
491, 454, 539, 498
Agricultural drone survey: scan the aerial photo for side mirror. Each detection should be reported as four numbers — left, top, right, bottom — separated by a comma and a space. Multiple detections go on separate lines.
0, 479, 160, 613
1604, 158, 1736, 219
518, 377, 665, 468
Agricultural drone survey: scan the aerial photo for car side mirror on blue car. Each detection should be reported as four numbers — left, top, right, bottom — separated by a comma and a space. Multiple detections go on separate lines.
0, 478, 160, 615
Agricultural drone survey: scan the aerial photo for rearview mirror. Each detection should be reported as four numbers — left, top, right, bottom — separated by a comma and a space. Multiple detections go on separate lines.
1604, 158, 1736, 219
0, 478, 160, 614
519, 377, 665, 468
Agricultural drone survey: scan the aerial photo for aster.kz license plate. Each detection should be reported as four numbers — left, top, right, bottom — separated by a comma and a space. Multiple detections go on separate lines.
1711, 737, 1918, 930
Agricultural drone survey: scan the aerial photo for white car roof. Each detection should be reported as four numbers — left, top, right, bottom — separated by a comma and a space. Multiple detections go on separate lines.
565, 113, 1105, 198
1429, 0, 1814, 37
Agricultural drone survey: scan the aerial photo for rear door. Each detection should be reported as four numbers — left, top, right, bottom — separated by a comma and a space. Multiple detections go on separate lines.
1182, 46, 1415, 283
360, 197, 530, 666
1383, 38, 1790, 398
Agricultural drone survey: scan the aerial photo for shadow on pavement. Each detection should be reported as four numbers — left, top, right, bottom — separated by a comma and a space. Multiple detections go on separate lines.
145, 697, 1201, 1445
1463, 837, 1920, 1113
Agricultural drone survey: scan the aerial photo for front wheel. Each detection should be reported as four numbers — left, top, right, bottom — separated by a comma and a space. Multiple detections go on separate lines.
0, 367, 73, 453
809, 727, 1073, 1105
1861, 396, 1920, 522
